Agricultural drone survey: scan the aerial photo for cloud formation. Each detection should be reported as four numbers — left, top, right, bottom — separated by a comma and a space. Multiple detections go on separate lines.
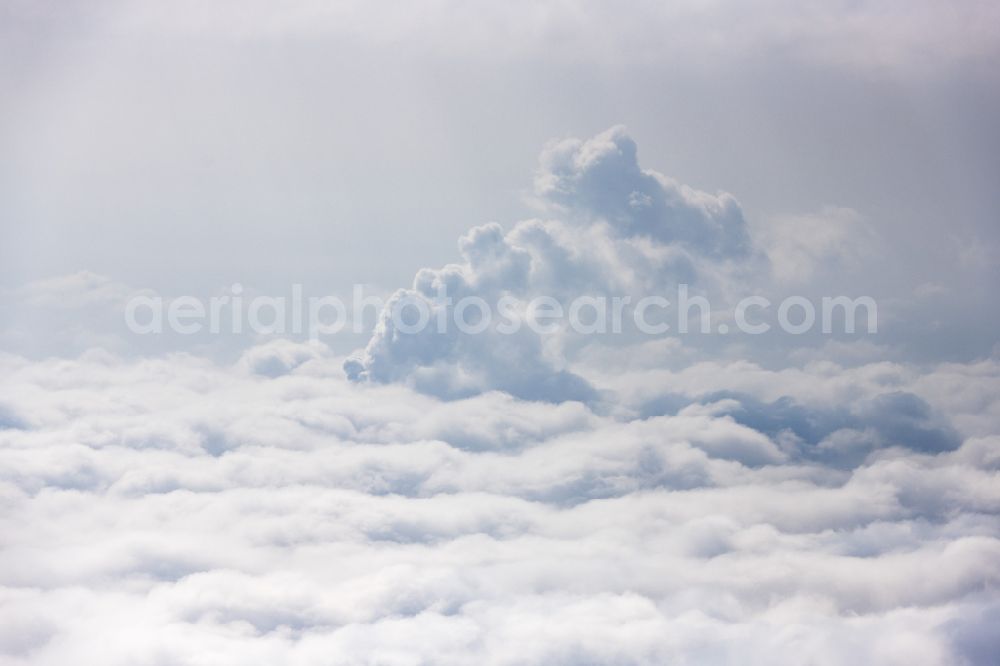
1, 346, 999, 664
345, 127, 760, 401
536, 126, 751, 258
2, 121, 998, 664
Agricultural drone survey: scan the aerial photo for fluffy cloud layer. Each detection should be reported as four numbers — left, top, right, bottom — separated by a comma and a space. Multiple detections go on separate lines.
1, 345, 999, 664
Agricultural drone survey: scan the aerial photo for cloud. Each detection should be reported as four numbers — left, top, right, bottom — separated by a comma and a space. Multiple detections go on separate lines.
237, 339, 327, 377
1, 346, 999, 663
14, 271, 138, 310
344, 127, 762, 401
535, 125, 751, 259
0, 273, 147, 358
682, 390, 962, 468
754, 206, 876, 285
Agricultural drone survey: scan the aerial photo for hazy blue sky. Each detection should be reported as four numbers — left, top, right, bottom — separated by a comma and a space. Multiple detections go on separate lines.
3, 2, 997, 287
4, 1, 999, 362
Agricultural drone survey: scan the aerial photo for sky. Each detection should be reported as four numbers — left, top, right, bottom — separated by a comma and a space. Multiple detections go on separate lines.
1, 1, 1000, 664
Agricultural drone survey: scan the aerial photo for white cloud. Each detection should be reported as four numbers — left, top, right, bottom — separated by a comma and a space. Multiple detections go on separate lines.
1, 346, 999, 663
535, 126, 751, 259
345, 127, 764, 401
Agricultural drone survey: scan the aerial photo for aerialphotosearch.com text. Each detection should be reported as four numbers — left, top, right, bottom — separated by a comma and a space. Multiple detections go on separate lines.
124, 284, 877, 339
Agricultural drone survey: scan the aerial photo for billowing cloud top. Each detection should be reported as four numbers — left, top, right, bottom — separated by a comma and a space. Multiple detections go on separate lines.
345, 127, 760, 401
536, 126, 750, 257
